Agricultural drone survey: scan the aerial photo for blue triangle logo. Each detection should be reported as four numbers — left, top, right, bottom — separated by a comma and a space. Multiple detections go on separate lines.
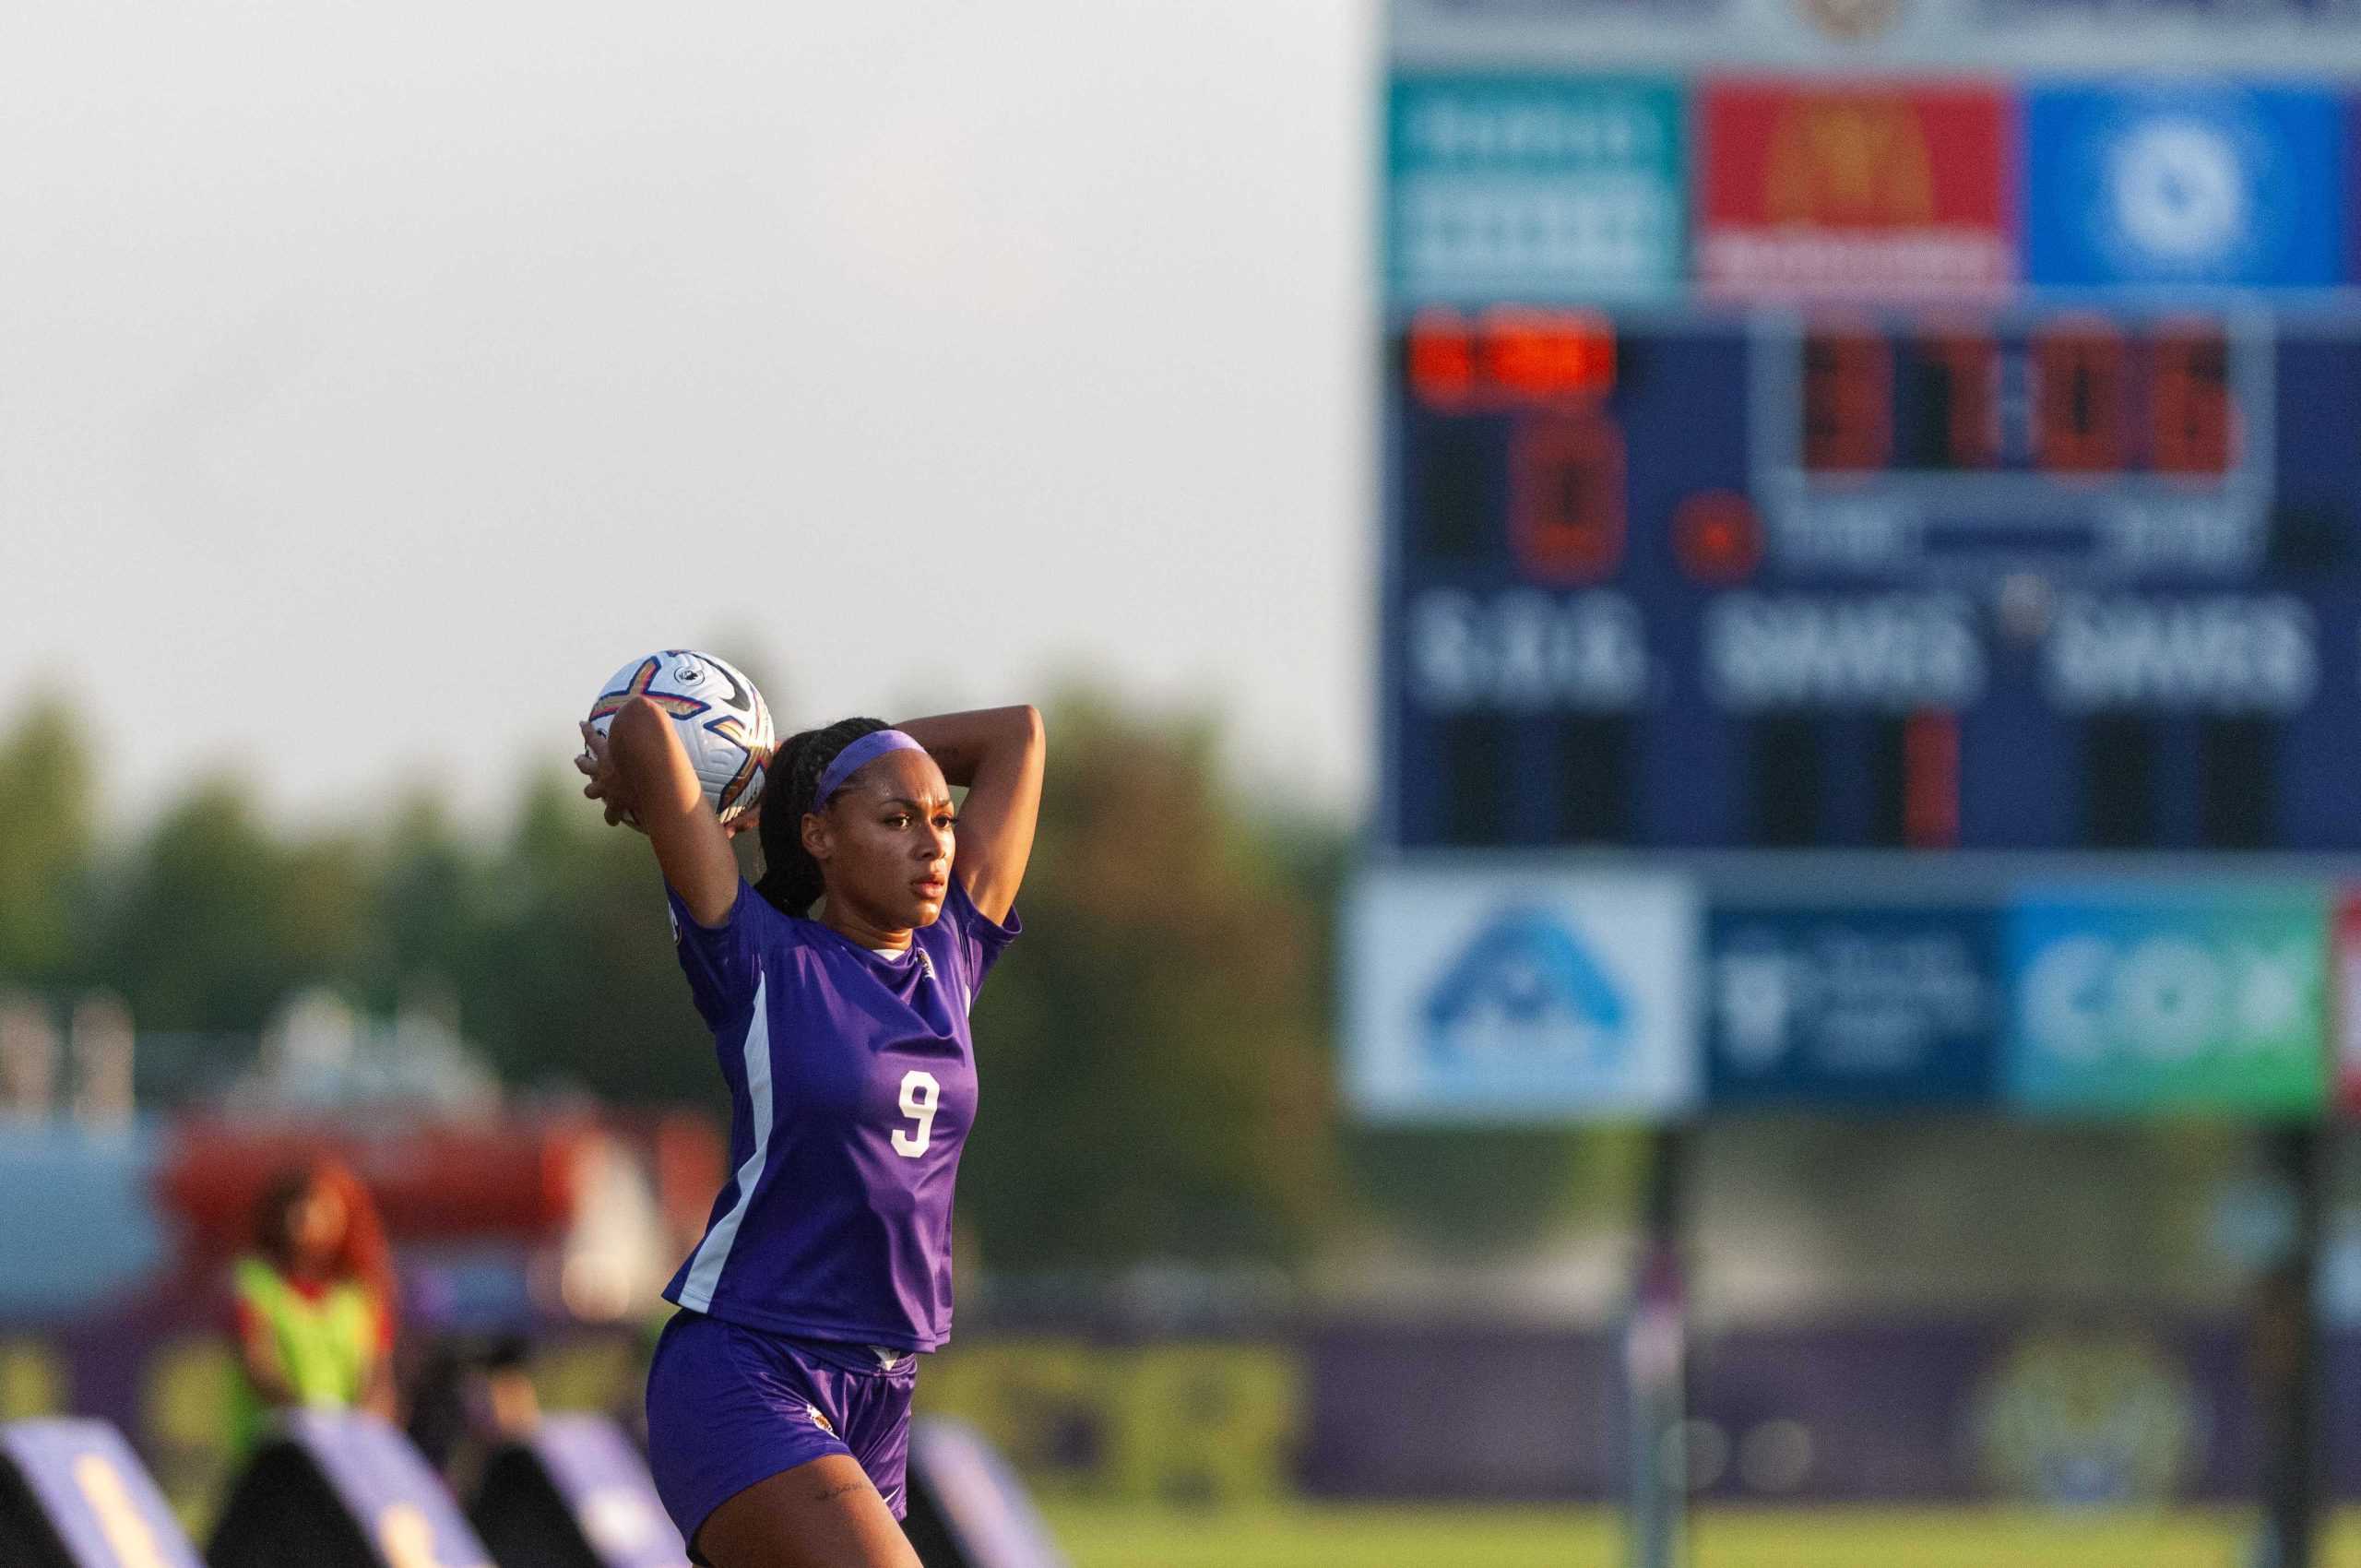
1422, 906, 1629, 1064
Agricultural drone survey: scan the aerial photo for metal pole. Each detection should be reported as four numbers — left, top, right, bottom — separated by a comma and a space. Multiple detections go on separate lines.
2253, 1124, 2323, 1568
1626, 1123, 1690, 1568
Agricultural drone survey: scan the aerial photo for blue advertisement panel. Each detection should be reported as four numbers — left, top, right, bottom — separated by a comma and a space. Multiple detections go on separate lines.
1387, 76, 1686, 305
1706, 907, 1999, 1108
2004, 886, 2328, 1116
2023, 85, 2346, 288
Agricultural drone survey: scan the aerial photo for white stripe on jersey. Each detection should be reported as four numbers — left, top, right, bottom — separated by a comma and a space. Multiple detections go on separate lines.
677, 971, 773, 1313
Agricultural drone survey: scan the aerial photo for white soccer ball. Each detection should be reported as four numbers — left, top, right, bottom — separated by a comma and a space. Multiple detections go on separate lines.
587, 650, 775, 825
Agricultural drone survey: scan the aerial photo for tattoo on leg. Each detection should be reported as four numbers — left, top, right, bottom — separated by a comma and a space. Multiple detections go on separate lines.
813, 1480, 866, 1504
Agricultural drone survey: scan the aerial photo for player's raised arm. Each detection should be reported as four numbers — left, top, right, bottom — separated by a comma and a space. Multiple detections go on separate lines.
578, 696, 742, 927
896, 706, 1044, 925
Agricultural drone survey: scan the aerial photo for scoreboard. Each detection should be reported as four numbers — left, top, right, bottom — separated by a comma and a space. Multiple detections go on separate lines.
1352, 0, 2361, 1122
1383, 306, 2361, 850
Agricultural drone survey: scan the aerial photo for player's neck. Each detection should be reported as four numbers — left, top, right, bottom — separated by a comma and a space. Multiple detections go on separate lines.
813, 897, 912, 955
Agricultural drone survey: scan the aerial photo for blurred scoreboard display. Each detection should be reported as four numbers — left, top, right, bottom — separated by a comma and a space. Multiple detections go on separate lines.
1356, 0, 2361, 1121
1377, 28, 2361, 855
1387, 306, 2361, 849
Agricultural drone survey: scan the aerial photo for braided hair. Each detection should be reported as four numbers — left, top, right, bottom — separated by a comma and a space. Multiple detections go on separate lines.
753, 716, 892, 917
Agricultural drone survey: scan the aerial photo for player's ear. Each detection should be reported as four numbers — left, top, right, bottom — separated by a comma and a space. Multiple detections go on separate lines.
800, 810, 834, 863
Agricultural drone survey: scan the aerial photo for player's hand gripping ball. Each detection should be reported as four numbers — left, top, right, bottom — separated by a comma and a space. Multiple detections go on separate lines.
581, 650, 775, 828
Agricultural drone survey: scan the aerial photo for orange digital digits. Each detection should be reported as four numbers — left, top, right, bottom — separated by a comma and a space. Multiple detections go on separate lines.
1406, 307, 1616, 410
2032, 319, 2127, 475
2151, 324, 2236, 476
1803, 325, 1892, 472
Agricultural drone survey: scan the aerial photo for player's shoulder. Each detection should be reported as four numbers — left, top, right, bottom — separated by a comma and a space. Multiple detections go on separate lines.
680, 879, 824, 957
939, 870, 1021, 949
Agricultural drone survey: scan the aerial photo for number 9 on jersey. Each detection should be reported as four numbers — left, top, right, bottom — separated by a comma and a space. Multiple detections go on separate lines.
893, 1070, 940, 1158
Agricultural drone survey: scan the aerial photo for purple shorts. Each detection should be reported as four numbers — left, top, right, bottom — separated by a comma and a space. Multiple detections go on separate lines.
644, 1309, 919, 1558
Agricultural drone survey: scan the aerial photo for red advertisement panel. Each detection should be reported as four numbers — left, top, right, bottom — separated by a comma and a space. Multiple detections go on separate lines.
1698, 79, 2014, 296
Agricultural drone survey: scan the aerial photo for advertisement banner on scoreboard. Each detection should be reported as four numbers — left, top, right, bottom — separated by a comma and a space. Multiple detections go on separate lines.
1696, 78, 2013, 296
2023, 85, 2346, 289
1386, 75, 1687, 305
1706, 906, 1999, 1108
1388, 0, 2361, 77
2003, 888, 2328, 1117
1344, 866, 1700, 1121
2333, 896, 2361, 1116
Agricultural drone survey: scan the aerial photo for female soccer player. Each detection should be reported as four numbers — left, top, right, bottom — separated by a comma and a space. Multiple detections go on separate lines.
577, 698, 1043, 1568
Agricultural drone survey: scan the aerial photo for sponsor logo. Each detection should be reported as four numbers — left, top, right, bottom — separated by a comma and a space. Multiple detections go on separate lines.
706, 660, 753, 713
2019, 932, 2308, 1064
2109, 120, 2247, 264
1715, 937, 1797, 1070
1974, 1329, 2197, 1506
1423, 906, 1630, 1064
1799, 0, 1904, 39
1346, 870, 1700, 1121
1699, 81, 2012, 295
2023, 86, 2343, 287
1714, 922, 1988, 1073
807, 1404, 836, 1436
1765, 99, 1936, 225
2005, 890, 2326, 1113
1707, 909, 1999, 1107
1388, 76, 1687, 303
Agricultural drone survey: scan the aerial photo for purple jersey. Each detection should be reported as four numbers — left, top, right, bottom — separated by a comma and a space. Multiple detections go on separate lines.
660, 874, 1018, 1350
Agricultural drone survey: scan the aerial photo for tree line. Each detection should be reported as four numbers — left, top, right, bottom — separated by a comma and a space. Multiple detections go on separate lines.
0, 692, 1616, 1271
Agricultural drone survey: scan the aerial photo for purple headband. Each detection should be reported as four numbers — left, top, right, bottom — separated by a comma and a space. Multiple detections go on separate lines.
814, 730, 925, 804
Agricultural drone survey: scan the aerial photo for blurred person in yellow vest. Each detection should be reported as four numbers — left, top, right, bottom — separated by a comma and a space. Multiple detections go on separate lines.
228, 1159, 398, 1457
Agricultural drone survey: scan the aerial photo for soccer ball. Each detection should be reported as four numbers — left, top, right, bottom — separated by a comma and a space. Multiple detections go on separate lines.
586, 650, 775, 825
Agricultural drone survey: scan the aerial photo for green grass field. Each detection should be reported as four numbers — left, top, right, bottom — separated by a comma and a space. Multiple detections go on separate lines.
1039, 1502, 2361, 1568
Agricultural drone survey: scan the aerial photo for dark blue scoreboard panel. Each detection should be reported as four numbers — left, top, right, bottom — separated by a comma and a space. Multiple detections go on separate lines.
1382, 308, 2361, 850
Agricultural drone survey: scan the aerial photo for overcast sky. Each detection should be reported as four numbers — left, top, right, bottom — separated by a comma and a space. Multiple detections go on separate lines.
3, 2, 1374, 831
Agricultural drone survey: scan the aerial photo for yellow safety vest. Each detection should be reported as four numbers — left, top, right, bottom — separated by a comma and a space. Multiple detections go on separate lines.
227, 1257, 379, 1457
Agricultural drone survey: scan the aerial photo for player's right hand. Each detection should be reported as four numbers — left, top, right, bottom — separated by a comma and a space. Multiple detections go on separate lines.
576, 721, 646, 832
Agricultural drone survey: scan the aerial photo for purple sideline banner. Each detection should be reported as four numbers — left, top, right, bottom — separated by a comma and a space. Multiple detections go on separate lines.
910, 1418, 1072, 1568
526, 1415, 690, 1568
0, 1418, 203, 1568
278, 1409, 494, 1568
1301, 1318, 2361, 1504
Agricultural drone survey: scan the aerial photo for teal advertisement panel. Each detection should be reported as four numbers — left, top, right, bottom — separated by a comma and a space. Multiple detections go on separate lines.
2005, 887, 2328, 1117
1386, 76, 1686, 305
